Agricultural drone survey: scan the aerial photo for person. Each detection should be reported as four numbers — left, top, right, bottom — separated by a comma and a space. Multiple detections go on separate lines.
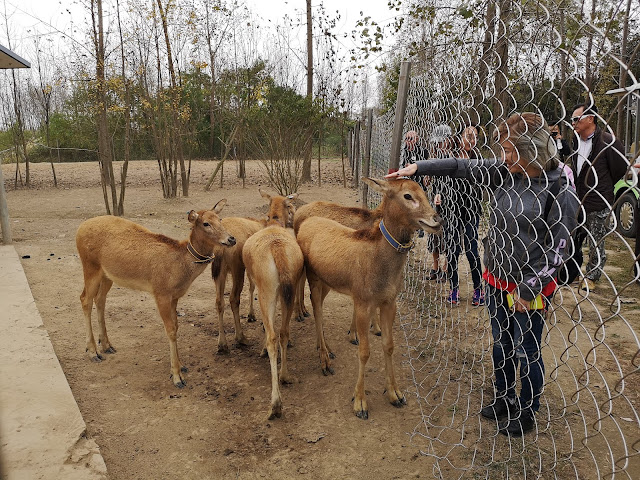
444, 125, 484, 306
569, 102, 628, 291
386, 113, 579, 436
550, 123, 575, 187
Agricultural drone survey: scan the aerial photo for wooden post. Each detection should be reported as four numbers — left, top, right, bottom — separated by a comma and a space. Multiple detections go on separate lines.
353, 121, 361, 188
362, 108, 373, 205
0, 164, 12, 244
388, 61, 412, 173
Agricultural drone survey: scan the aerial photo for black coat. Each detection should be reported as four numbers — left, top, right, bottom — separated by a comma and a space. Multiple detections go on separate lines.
570, 126, 628, 214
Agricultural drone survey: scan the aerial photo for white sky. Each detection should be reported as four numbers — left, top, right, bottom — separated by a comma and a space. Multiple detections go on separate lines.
2, 0, 398, 58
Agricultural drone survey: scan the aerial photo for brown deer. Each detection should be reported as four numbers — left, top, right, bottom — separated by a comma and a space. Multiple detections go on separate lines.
211, 217, 262, 354
212, 200, 296, 354
242, 190, 303, 419
296, 178, 441, 419
76, 201, 236, 388
293, 200, 384, 343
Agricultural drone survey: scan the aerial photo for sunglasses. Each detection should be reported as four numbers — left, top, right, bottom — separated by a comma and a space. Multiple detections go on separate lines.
570, 114, 594, 123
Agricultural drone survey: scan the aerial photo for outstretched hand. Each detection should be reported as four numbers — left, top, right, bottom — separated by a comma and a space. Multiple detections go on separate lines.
385, 163, 418, 178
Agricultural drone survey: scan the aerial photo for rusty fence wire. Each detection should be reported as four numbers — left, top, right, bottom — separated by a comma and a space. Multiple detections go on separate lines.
364, 0, 639, 477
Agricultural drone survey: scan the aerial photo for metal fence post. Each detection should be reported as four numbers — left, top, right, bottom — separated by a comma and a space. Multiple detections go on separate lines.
362, 108, 373, 205
388, 61, 412, 173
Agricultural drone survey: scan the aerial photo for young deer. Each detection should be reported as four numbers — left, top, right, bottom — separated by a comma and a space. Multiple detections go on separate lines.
212, 202, 295, 354
76, 201, 236, 388
296, 178, 441, 419
293, 200, 385, 343
211, 217, 262, 354
242, 190, 303, 420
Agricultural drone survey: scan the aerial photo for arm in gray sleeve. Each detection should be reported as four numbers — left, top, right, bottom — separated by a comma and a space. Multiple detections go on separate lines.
414, 157, 505, 187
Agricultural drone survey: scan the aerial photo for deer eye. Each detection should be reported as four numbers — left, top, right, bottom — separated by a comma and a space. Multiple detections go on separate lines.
203, 222, 210, 227
404, 194, 412, 200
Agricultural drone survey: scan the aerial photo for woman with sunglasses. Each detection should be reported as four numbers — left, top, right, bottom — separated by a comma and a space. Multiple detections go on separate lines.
386, 113, 579, 436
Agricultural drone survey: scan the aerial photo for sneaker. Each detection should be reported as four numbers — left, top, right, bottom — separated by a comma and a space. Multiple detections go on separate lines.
447, 288, 459, 305
498, 408, 536, 437
472, 288, 485, 306
480, 397, 516, 420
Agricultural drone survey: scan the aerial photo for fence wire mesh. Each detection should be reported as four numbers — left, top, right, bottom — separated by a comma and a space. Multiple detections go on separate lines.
364, 0, 639, 477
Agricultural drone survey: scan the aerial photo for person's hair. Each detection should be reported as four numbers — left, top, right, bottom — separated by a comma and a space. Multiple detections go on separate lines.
573, 102, 598, 124
494, 112, 559, 172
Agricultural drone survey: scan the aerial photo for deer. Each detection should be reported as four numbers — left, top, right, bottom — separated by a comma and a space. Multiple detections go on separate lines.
76, 201, 236, 388
242, 190, 303, 420
293, 200, 385, 344
212, 201, 296, 354
296, 178, 441, 419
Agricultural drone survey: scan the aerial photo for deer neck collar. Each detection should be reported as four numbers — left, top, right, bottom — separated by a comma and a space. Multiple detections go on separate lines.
379, 220, 414, 253
187, 242, 215, 264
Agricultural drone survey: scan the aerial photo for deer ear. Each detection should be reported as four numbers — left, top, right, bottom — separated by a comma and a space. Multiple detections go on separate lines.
362, 177, 388, 194
187, 210, 199, 223
259, 188, 271, 202
212, 199, 227, 213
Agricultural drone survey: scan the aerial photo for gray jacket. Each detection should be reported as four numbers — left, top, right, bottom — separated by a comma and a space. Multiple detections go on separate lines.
415, 157, 580, 301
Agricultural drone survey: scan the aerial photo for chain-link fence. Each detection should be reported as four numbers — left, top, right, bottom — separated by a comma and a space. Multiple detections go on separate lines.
360, 0, 639, 477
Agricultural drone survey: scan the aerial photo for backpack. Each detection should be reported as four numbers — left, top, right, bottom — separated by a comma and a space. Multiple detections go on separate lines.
544, 176, 583, 286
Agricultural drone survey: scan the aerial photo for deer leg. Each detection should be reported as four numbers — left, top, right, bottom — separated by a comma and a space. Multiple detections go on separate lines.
247, 276, 257, 323
294, 267, 309, 322
372, 307, 382, 337
258, 286, 282, 419
353, 300, 373, 419
94, 277, 116, 354
308, 275, 333, 375
348, 303, 358, 345
155, 296, 186, 388
380, 301, 406, 407
214, 267, 230, 354
229, 265, 248, 346
80, 267, 103, 362
279, 293, 297, 385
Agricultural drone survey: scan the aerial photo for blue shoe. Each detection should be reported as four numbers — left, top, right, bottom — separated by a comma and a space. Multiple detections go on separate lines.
447, 288, 459, 305
472, 288, 485, 306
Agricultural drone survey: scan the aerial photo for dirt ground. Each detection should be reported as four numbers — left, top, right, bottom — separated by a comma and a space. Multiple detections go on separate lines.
3, 159, 435, 480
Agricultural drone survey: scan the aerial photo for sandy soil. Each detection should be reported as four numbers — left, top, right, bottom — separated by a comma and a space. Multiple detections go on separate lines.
3, 159, 435, 480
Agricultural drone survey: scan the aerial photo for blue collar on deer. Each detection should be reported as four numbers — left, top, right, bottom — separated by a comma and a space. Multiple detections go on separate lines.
379, 220, 414, 253
187, 242, 215, 264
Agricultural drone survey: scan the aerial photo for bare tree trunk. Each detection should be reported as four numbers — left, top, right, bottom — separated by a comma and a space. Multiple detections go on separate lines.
473, 0, 497, 123
116, 0, 130, 215
157, 0, 189, 197
616, 0, 632, 138
301, 0, 313, 182
91, 0, 114, 215
583, 0, 597, 91
492, 0, 511, 124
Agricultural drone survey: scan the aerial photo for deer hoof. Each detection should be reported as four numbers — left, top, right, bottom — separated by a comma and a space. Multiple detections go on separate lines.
103, 346, 117, 354
172, 376, 186, 389
329, 352, 336, 360
355, 408, 369, 420
268, 403, 282, 420
349, 335, 359, 346
374, 330, 382, 337
322, 366, 334, 376
180, 366, 188, 373
90, 353, 104, 362
303, 310, 310, 318
260, 348, 268, 358
247, 314, 257, 323
217, 344, 230, 355
295, 315, 305, 322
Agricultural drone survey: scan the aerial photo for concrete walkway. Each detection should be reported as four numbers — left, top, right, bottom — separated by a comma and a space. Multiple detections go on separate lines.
0, 245, 108, 480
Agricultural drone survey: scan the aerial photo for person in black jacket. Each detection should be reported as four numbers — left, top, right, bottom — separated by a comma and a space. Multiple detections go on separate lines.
569, 102, 628, 291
